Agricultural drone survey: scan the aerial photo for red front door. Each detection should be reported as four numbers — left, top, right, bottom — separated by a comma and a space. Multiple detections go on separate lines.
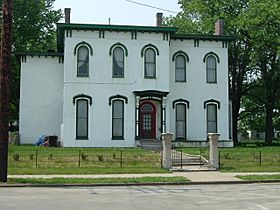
140, 102, 156, 139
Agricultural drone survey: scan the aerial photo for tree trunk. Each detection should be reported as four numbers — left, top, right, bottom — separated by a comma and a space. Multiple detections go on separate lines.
232, 98, 240, 146
265, 100, 274, 145
0, 0, 13, 182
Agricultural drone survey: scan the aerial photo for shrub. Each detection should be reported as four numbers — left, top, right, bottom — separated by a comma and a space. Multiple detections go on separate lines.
13, 154, 19, 161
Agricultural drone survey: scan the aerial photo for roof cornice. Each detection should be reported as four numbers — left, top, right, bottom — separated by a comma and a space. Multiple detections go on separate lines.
171, 34, 235, 41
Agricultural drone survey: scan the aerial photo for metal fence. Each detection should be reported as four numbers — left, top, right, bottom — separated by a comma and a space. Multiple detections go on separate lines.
8, 147, 162, 168
219, 150, 280, 170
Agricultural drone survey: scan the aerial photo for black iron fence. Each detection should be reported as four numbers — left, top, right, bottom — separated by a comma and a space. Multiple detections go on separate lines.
8, 146, 162, 168
219, 149, 280, 170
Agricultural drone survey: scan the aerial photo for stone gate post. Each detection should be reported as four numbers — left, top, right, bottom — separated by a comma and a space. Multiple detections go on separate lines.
208, 133, 220, 169
161, 133, 173, 169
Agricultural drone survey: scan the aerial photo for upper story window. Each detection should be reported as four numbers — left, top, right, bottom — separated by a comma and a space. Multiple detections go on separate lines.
77, 46, 89, 77
113, 47, 124, 78
175, 55, 186, 82
203, 52, 220, 84
141, 44, 159, 79
74, 41, 93, 77
206, 55, 217, 83
144, 48, 156, 78
172, 51, 189, 83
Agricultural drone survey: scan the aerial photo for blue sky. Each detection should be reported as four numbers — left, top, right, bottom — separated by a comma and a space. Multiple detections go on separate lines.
53, 0, 180, 26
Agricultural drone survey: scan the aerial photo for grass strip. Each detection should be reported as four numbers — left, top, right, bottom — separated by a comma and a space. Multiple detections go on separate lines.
8, 167, 170, 175
6, 176, 189, 184
236, 174, 280, 181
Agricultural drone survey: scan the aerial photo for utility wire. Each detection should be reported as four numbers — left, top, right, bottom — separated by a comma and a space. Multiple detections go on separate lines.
124, 0, 178, 14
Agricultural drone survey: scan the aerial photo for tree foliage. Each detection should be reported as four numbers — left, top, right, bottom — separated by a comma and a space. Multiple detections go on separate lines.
0, 0, 62, 125
165, 0, 280, 144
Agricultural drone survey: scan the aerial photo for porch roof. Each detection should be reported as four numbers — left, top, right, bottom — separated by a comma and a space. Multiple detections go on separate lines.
133, 90, 169, 98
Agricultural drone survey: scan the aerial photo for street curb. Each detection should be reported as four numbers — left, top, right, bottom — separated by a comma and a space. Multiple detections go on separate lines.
1, 180, 280, 188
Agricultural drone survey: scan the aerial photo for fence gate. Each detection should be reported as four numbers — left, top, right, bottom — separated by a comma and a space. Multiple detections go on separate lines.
171, 149, 209, 169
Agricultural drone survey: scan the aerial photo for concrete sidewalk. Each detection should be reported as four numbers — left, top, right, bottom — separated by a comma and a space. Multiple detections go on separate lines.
8, 171, 280, 183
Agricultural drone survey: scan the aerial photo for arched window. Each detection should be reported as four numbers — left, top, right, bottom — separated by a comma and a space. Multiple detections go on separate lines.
112, 100, 124, 139
206, 55, 217, 83
206, 104, 217, 134
176, 103, 186, 139
76, 99, 89, 139
175, 55, 186, 82
77, 46, 89, 77
112, 47, 124, 77
144, 48, 156, 78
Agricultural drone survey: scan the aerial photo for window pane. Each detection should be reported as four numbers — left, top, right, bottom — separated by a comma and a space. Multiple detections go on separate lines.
113, 47, 124, 77
78, 46, 89, 77
141, 104, 153, 112
207, 104, 217, 133
145, 49, 155, 62
176, 122, 185, 138
176, 68, 186, 82
145, 63, 155, 77
207, 56, 216, 69
77, 119, 87, 137
76, 99, 88, 138
206, 56, 216, 83
176, 55, 185, 68
113, 100, 123, 118
112, 100, 124, 138
145, 48, 156, 77
176, 104, 186, 138
176, 104, 186, 121
77, 100, 87, 118
113, 119, 123, 137
175, 56, 186, 82
207, 122, 217, 133
207, 69, 216, 82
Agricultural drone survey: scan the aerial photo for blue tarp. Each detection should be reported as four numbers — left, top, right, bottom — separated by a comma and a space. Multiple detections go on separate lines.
35, 135, 46, 146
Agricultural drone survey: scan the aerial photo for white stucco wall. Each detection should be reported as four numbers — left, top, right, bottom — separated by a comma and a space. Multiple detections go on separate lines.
62, 30, 170, 147
19, 27, 232, 147
169, 39, 230, 141
19, 56, 63, 144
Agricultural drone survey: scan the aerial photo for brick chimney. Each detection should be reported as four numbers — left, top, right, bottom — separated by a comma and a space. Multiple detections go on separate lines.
156, 13, 163, 27
214, 18, 224, 35
64, 8, 71, 23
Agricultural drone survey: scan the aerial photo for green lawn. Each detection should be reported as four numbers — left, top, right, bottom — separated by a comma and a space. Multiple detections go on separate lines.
179, 146, 280, 172
6, 176, 188, 184
236, 174, 280, 181
8, 145, 164, 175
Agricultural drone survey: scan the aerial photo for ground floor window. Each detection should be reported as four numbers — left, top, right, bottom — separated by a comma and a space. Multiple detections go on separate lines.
76, 99, 89, 139
112, 100, 124, 139
207, 104, 217, 133
176, 103, 186, 139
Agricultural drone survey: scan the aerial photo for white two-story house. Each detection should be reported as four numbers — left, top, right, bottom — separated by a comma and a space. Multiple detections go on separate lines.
18, 9, 233, 147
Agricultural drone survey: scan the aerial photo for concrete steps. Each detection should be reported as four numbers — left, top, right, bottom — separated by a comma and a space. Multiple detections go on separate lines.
172, 151, 209, 166
140, 139, 162, 151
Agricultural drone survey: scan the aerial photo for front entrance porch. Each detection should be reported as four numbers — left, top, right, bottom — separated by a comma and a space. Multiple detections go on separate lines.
133, 90, 169, 149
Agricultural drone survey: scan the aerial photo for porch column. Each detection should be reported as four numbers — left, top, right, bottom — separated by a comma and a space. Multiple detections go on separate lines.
162, 97, 166, 133
161, 132, 173, 169
135, 96, 140, 139
208, 133, 220, 169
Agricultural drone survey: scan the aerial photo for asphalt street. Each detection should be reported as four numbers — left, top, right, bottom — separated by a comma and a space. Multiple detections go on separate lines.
0, 184, 280, 210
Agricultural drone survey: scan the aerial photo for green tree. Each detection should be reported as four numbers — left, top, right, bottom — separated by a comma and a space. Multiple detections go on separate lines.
0, 0, 62, 125
237, 0, 280, 144
165, 0, 252, 145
